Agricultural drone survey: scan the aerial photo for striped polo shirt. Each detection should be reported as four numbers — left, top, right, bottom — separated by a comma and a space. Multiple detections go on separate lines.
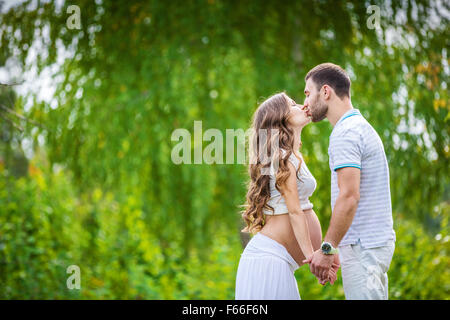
328, 108, 396, 249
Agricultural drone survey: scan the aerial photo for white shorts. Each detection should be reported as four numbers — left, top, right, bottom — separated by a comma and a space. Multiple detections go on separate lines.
235, 232, 300, 300
339, 239, 395, 300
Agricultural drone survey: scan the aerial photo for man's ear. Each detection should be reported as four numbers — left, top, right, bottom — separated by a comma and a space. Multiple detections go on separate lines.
322, 85, 332, 100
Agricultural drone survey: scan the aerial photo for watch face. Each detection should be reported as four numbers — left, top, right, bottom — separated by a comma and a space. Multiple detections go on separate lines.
322, 243, 331, 253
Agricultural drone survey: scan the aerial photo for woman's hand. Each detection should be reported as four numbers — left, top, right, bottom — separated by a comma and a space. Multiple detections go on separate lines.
316, 254, 340, 286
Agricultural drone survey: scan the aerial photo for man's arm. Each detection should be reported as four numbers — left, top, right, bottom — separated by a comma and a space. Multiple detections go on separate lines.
324, 166, 361, 248
307, 166, 360, 281
307, 127, 363, 282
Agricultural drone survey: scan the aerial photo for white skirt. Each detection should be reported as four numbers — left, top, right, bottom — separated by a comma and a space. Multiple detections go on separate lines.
235, 232, 301, 300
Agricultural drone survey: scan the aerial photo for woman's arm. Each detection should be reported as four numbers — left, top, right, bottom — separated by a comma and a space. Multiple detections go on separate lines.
306, 210, 323, 251
280, 161, 314, 260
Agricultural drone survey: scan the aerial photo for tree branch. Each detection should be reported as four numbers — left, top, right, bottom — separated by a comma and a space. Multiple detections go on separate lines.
0, 113, 24, 132
0, 81, 25, 86
0, 104, 46, 129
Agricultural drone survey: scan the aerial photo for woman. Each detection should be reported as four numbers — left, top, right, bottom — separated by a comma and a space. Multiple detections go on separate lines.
235, 92, 339, 300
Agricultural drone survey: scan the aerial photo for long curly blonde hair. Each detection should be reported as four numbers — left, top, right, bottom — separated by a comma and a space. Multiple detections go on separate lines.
240, 92, 302, 235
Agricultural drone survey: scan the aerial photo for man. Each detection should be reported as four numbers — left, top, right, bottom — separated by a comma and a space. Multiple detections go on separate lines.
302, 63, 396, 300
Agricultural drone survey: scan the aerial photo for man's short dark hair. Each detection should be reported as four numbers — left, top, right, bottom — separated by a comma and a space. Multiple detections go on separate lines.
305, 63, 351, 99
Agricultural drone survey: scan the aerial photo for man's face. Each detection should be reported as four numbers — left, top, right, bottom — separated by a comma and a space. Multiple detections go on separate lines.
303, 78, 328, 122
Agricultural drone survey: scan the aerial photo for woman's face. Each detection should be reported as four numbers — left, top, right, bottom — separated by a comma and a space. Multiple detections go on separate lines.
285, 95, 311, 128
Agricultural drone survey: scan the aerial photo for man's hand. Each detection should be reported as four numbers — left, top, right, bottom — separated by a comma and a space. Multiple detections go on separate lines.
304, 251, 340, 285
303, 249, 335, 282
327, 254, 341, 285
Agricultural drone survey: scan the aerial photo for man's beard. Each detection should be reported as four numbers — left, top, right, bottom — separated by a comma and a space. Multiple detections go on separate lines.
311, 97, 328, 122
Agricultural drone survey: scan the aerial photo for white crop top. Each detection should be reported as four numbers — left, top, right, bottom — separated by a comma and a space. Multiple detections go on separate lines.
263, 149, 317, 215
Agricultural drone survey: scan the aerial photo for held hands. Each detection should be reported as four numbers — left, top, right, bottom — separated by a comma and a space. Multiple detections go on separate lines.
303, 250, 340, 285
322, 254, 340, 285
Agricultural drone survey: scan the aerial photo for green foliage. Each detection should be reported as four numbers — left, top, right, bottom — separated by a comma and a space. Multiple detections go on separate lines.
0, 159, 81, 298
0, 0, 448, 299
0, 161, 241, 299
0, 164, 448, 299
389, 211, 450, 299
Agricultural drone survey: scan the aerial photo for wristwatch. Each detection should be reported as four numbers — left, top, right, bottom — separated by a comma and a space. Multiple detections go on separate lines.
321, 241, 339, 255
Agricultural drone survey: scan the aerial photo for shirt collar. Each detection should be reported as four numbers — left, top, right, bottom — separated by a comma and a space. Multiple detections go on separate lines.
334, 108, 361, 128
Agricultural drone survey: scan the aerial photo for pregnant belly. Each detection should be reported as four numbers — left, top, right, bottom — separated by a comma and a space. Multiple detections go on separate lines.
259, 209, 322, 267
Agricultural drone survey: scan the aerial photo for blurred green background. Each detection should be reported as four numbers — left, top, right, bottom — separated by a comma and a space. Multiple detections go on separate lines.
0, 0, 449, 299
